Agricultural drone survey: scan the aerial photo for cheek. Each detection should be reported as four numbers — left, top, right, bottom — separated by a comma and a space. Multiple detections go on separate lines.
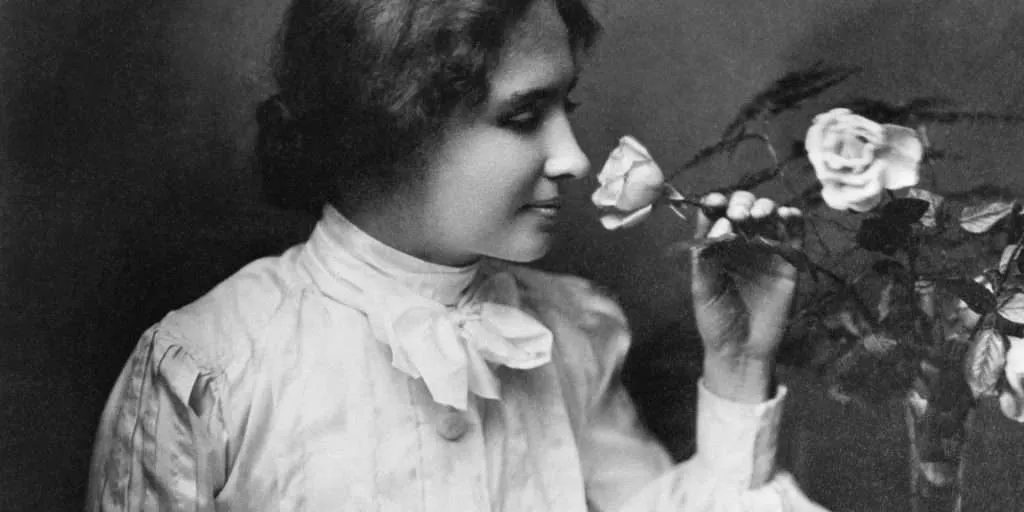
427, 163, 538, 240
426, 126, 547, 227
456, 141, 545, 205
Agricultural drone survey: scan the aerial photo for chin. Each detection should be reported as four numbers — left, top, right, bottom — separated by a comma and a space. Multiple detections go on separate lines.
491, 232, 553, 263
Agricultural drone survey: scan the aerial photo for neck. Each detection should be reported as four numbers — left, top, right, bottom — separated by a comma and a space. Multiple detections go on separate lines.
336, 201, 480, 268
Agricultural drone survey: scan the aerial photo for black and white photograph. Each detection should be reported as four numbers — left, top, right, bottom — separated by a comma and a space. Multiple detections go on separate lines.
3, 1, 1024, 510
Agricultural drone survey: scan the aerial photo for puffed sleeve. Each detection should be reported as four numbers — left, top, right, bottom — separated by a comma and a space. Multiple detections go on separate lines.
554, 278, 827, 511
86, 326, 227, 511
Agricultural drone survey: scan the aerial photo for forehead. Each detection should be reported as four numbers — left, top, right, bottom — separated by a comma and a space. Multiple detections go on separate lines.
490, 0, 576, 95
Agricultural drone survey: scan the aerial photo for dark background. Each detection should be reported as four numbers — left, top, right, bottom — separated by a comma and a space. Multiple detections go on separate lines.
3, 0, 1024, 509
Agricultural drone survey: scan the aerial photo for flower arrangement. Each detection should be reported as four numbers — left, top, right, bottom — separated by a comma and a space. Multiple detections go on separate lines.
592, 62, 1024, 507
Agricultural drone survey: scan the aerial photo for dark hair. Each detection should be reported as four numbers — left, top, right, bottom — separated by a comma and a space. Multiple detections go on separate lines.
256, 0, 601, 214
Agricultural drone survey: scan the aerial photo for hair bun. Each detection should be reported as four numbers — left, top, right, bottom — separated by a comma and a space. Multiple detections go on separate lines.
255, 93, 327, 214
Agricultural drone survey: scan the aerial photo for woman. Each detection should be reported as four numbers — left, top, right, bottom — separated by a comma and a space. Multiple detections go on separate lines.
87, 0, 827, 510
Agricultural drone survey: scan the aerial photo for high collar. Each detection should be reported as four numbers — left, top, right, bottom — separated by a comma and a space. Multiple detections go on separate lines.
306, 205, 481, 307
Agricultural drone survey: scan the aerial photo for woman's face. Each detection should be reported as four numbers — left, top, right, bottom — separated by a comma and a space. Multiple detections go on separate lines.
410, 0, 590, 265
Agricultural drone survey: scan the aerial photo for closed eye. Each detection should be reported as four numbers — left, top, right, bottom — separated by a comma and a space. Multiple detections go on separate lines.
495, 76, 580, 133
499, 97, 581, 134
500, 106, 545, 132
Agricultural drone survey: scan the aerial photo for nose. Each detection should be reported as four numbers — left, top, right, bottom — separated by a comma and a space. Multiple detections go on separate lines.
543, 114, 590, 180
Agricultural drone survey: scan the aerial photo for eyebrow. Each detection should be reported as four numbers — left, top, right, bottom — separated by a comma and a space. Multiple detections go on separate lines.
503, 75, 579, 107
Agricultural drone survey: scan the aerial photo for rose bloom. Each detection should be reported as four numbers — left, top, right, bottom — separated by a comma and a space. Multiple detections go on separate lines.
805, 108, 923, 212
1000, 336, 1024, 422
592, 135, 666, 229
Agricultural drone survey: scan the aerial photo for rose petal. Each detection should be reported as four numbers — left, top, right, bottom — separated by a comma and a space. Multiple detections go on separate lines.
821, 148, 877, 175
595, 135, 657, 213
804, 121, 827, 159
616, 161, 665, 211
820, 174, 884, 212
618, 135, 653, 160
1001, 336, 1024, 422
597, 136, 652, 183
880, 124, 923, 190
596, 147, 628, 186
591, 178, 625, 208
599, 205, 653, 230
1006, 336, 1024, 394
846, 123, 884, 145
819, 184, 852, 211
818, 163, 885, 187
806, 108, 920, 213
593, 135, 665, 217
806, 150, 826, 175
847, 191, 884, 212
999, 391, 1024, 422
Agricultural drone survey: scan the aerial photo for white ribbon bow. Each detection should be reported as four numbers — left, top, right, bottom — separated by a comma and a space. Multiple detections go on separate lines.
366, 272, 553, 410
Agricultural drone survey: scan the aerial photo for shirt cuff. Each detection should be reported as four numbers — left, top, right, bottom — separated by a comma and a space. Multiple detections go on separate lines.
694, 378, 786, 489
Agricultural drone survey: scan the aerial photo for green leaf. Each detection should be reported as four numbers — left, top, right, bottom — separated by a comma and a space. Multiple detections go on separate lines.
862, 333, 898, 354
966, 328, 1007, 398
998, 291, 1024, 324
905, 188, 944, 228
960, 201, 1016, 233
939, 277, 997, 316
857, 217, 913, 255
881, 198, 931, 224
1000, 244, 1021, 274
995, 313, 1024, 339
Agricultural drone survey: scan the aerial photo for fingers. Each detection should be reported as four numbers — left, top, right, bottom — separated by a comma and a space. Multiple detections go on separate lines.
726, 190, 756, 220
750, 197, 775, 219
694, 192, 728, 239
777, 206, 800, 218
691, 191, 805, 321
706, 217, 733, 239
694, 191, 803, 242
691, 191, 805, 294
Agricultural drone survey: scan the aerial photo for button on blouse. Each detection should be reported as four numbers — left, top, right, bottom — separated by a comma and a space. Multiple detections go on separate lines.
87, 206, 827, 511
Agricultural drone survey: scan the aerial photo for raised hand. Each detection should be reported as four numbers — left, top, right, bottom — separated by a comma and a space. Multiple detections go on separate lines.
691, 191, 804, 402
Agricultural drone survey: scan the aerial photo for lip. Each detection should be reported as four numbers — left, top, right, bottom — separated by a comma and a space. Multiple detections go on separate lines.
526, 197, 563, 209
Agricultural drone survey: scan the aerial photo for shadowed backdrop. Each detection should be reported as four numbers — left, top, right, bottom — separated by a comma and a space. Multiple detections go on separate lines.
2, 0, 1024, 509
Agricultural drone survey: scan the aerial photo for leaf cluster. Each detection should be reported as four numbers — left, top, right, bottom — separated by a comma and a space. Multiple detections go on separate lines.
662, 62, 1024, 415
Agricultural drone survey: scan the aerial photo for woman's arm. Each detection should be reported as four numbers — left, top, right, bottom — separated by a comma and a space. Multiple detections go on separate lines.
87, 328, 226, 511
584, 375, 827, 512
582, 191, 828, 510
558, 276, 825, 511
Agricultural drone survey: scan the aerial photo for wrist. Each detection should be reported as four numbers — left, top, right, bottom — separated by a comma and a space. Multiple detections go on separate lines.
702, 354, 776, 404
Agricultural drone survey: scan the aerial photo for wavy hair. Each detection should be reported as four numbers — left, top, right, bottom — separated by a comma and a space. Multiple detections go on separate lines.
255, 0, 601, 214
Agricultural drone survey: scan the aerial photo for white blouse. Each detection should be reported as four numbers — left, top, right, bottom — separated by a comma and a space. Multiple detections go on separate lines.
87, 206, 827, 511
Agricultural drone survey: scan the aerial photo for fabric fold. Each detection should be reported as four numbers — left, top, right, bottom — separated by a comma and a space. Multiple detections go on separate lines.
303, 205, 554, 410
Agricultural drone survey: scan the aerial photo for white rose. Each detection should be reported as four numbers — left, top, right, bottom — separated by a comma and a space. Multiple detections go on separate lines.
592, 135, 666, 230
805, 108, 923, 212
999, 336, 1024, 422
